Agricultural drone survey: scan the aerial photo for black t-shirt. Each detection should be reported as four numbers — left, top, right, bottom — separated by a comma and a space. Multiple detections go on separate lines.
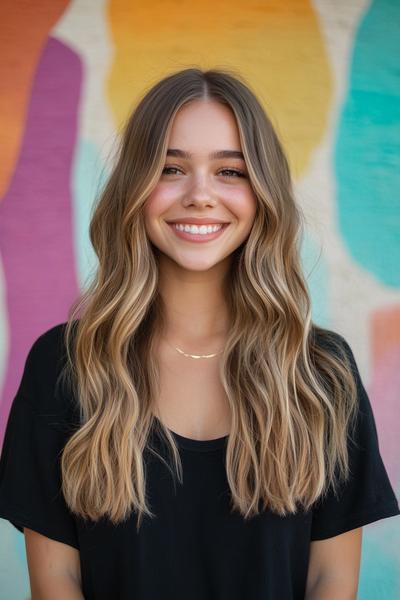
0, 323, 399, 600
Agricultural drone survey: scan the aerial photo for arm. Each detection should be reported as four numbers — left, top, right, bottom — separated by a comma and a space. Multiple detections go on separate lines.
24, 528, 84, 600
305, 527, 362, 599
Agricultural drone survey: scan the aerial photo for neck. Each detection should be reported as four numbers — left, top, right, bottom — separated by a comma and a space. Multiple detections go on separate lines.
157, 256, 231, 347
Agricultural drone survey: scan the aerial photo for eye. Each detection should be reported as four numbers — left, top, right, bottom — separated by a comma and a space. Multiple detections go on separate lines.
161, 166, 247, 178
219, 168, 246, 178
162, 166, 182, 175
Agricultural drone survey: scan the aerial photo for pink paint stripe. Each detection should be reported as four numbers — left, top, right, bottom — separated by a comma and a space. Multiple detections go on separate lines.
369, 346, 400, 485
0, 37, 82, 446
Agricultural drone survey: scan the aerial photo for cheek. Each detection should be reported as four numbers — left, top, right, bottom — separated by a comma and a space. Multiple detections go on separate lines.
223, 188, 258, 222
143, 187, 177, 244
143, 188, 171, 221
144, 183, 257, 223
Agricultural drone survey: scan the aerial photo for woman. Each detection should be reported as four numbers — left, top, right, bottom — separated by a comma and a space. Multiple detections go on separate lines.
0, 68, 398, 599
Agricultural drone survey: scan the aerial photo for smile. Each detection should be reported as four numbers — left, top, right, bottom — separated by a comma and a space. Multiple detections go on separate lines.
167, 222, 230, 243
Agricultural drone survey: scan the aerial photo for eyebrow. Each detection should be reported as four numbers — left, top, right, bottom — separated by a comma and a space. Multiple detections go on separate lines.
166, 148, 245, 160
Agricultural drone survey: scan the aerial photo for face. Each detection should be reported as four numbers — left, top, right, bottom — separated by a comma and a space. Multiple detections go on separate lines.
143, 99, 257, 272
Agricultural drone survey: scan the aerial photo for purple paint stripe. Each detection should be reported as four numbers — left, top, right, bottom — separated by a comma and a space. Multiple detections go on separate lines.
0, 37, 82, 445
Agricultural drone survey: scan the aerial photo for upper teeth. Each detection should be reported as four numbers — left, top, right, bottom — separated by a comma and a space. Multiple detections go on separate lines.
172, 223, 223, 234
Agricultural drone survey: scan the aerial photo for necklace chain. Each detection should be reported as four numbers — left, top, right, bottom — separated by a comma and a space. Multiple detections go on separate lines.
163, 337, 224, 359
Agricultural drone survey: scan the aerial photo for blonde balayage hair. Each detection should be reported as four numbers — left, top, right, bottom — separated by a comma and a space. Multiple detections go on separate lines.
59, 67, 359, 530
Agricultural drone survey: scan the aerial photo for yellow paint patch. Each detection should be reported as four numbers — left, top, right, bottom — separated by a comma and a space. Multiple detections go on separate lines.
107, 0, 332, 177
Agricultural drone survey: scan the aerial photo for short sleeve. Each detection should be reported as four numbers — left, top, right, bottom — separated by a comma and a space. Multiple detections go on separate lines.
0, 327, 80, 549
310, 335, 400, 541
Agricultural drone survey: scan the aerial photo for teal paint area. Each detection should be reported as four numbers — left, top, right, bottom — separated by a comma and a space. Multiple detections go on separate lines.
334, 0, 400, 288
300, 229, 330, 328
0, 520, 30, 599
359, 517, 400, 599
72, 138, 110, 290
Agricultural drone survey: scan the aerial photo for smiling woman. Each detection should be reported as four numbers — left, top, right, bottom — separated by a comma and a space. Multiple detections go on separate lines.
0, 67, 398, 600
143, 98, 257, 272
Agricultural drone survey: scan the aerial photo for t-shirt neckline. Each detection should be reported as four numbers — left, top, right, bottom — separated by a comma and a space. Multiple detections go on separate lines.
152, 415, 229, 452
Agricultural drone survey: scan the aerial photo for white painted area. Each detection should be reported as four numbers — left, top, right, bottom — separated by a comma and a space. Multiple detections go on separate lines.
52, 1, 118, 290
52, 0, 118, 166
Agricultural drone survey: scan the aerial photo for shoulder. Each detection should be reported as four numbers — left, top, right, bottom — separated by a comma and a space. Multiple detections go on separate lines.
310, 325, 357, 368
25, 321, 67, 360
15, 320, 80, 426
309, 326, 363, 417
21, 321, 70, 390
310, 327, 379, 448
311, 324, 349, 350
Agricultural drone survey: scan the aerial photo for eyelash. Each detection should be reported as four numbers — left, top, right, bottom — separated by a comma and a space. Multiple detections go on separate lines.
162, 166, 246, 178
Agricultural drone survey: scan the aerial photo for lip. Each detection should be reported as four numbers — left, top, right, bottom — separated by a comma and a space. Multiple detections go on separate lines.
167, 222, 230, 243
166, 217, 229, 225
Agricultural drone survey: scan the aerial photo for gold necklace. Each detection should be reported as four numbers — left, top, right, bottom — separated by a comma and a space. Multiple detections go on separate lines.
164, 338, 224, 359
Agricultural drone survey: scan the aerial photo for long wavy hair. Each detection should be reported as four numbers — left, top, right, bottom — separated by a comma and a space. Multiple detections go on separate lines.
59, 67, 359, 530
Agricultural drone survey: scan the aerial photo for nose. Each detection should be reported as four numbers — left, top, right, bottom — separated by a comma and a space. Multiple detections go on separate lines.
182, 174, 217, 208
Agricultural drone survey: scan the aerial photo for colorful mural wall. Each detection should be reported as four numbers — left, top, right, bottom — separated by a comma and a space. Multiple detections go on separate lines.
0, 0, 399, 597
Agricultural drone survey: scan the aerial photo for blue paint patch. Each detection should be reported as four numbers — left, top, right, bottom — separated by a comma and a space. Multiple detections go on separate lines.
334, 0, 400, 287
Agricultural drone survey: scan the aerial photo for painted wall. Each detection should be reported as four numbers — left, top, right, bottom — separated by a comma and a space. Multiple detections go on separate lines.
0, 0, 399, 597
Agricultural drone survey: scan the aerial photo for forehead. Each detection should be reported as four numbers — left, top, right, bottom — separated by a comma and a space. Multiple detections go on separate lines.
167, 99, 242, 154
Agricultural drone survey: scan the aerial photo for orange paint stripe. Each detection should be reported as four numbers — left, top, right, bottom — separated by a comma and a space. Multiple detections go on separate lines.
0, 0, 70, 199
371, 306, 400, 367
